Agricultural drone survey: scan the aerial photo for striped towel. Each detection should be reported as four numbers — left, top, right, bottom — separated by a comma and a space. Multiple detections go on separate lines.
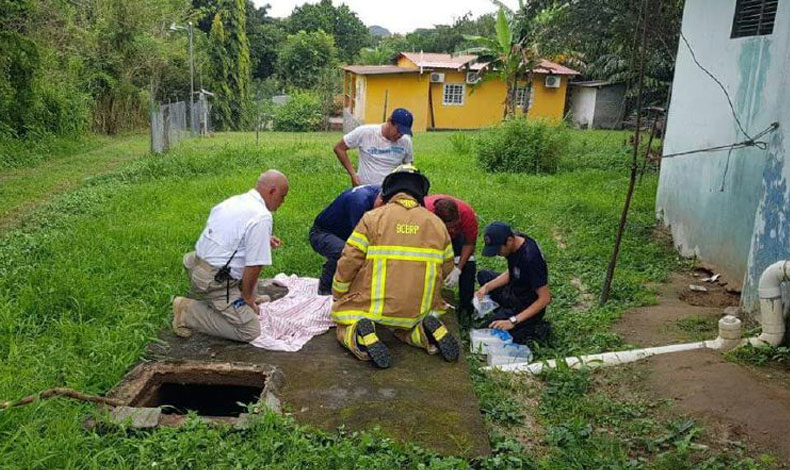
250, 274, 334, 352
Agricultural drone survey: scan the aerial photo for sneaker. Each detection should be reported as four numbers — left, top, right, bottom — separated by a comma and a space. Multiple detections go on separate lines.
423, 315, 459, 362
172, 296, 192, 338
355, 318, 391, 369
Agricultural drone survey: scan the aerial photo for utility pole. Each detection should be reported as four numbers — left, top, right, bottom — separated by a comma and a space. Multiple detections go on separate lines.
188, 21, 195, 135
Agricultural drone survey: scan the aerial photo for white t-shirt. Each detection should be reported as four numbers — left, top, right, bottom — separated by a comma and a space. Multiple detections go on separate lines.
343, 124, 413, 185
195, 189, 273, 280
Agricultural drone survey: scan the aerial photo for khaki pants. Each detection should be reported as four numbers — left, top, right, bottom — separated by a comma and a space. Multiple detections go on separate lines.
181, 252, 261, 342
336, 320, 438, 361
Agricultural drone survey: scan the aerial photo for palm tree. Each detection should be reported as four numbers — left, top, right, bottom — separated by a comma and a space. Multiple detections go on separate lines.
463, 2, 561, 118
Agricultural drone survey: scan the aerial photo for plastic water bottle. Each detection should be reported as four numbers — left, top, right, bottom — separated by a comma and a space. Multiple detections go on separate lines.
486, 343, 533, 366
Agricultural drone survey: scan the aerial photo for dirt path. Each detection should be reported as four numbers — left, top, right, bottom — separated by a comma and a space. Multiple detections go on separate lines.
0, 134, 147, 232
616, 271, 790, 464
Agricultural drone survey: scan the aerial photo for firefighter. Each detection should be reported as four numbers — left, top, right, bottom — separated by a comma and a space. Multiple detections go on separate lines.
331, 165, 460, 368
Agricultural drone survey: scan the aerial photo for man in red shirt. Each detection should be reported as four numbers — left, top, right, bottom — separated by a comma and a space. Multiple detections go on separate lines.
424, 194, 478, 325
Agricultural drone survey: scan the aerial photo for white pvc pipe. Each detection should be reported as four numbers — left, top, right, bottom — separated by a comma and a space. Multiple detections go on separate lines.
753, 260, 789, 347
488, 341, 709, 374
486, 315, 745, 374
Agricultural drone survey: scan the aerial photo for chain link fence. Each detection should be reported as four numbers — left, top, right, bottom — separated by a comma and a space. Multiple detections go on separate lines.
150, 101, 189, 154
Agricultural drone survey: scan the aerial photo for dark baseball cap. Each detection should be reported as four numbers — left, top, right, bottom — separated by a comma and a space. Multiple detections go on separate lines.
482, 222, 514, 257
390, 108, 413, 136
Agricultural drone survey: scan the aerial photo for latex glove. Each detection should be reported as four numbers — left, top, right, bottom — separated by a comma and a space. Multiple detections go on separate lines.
444, 267, 461, 288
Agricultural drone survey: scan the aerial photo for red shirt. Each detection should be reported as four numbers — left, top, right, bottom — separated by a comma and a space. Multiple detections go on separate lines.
424, 195, 478, 244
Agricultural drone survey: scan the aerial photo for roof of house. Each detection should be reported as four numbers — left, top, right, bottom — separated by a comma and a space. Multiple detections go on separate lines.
341, 65, 420, 75
571, 80, 622, 87
398, 52, 579, 75
398, 52, 477, 70
344, 55, 580, 77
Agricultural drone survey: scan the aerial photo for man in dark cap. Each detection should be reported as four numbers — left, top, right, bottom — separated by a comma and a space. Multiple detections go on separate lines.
333, 108, 414, 187
476, 222, 552, 344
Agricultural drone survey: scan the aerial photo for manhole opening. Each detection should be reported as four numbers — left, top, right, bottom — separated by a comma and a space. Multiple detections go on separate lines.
128, 370, 266, 417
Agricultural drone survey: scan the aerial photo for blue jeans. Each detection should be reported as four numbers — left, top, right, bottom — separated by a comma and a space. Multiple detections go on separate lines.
309, 225, 347, 295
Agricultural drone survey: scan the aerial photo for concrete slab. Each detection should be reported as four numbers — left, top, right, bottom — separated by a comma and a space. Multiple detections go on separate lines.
146, 285, 490, 457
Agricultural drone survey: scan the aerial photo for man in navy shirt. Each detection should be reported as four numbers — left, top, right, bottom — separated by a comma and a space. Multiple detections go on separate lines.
475, 222, 552, 344
310, 185, 382, 294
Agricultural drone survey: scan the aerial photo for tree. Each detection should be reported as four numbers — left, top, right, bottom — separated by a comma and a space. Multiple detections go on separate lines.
534, 0, 683, 109
245, 2, 285, 80
464, 6, 559, 118
276, 30, 338, 90
286, 0, 369, 62
207, 0, 252, 130
356, 46, 395, 65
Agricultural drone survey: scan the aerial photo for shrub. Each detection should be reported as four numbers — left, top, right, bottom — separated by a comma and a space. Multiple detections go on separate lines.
272, 91, 323, 132
475, 118, 569, 174
449, 132, 473, 155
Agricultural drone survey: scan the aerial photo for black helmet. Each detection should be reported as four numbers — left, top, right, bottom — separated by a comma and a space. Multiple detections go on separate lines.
381, 164, 430, 205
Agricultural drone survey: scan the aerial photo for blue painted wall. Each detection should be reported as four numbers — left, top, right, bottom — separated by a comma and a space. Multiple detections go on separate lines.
657, 0, 789, 311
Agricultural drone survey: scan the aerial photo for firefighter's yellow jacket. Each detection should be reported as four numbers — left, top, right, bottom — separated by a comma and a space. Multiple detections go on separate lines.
331, 192, 454, 328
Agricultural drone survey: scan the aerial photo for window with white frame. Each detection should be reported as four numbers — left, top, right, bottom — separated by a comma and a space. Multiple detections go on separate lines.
443, 83, 465, 105
515, 86, 534, 110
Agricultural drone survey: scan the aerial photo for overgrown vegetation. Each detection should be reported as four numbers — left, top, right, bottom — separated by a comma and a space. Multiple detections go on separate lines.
727, 344, 790, 367
272, 92, 324, 132
0, 130, 778, 467
475, 118, 569, 174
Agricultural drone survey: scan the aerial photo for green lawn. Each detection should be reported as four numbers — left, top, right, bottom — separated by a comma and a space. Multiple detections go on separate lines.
0, 131, 772, 469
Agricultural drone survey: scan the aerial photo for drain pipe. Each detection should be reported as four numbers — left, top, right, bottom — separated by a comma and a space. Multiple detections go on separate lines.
749, 260, 789, 347
486, 315, 744, 374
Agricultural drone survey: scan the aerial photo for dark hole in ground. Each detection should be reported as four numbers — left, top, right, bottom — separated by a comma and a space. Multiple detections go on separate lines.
142, 382, 262, 416
127, 369, 267, 417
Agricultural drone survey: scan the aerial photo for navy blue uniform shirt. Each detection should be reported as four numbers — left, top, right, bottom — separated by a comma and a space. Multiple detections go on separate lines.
506, 234, 549, 315
313, 185, 381, 240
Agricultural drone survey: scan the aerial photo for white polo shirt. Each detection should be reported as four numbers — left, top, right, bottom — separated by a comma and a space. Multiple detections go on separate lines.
343, 124, 413, 185
195, 189, 273, 280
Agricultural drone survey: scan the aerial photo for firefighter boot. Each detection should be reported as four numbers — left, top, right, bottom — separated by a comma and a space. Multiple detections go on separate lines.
423, 315, 459, 362
356, 318, 392, 369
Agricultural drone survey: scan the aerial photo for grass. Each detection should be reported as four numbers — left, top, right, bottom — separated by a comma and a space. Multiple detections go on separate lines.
0, 130, 774, 468
0, 133, 148, 229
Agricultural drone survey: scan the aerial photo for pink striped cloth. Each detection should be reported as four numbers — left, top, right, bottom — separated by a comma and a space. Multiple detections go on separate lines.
250, 274, 334, 352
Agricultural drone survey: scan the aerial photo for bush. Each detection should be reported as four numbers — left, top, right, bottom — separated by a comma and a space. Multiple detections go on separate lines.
475, 118, 569, 174
272, 91, 323, 132
449, 132, 473, 155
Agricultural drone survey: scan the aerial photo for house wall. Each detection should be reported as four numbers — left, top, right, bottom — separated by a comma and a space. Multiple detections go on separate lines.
358, 56, 571, 130
657, 0, 790, 311
363, 74, 430, 131
569, 87, 597, 128
529, 75, 569, 120
429, 70, 507, 129
592, 84, 626, 129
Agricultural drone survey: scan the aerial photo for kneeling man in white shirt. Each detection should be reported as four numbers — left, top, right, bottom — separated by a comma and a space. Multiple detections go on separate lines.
172, 169, 289, 342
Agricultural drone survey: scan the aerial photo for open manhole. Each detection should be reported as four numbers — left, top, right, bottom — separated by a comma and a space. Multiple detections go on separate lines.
104, 361, 282, 428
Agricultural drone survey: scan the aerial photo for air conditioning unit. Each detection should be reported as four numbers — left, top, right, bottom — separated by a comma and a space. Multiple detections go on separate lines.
545, 75, 561, 88
429, 72, 445, 83
466, 71, 481, 84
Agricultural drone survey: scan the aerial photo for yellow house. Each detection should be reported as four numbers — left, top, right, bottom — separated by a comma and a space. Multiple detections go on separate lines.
342, 52, 579, 132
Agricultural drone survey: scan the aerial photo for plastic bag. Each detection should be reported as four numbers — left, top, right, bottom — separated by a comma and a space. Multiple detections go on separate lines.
472, 295, 499, 319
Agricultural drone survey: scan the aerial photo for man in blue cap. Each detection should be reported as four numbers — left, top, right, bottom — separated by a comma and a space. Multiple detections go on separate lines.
310, 184, 383, 295
333, 108, 414, 187
475, 222, 552, 344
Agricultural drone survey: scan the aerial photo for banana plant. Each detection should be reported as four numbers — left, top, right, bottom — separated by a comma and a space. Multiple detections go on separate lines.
462, 1, 564, 118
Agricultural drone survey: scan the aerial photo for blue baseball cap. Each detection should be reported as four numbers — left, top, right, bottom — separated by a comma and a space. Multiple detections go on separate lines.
482, 222, 514, 257
390, 108, 413, 136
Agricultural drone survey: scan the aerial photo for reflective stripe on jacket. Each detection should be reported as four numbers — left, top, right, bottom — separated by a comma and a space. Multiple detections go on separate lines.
331, 192, 454, 328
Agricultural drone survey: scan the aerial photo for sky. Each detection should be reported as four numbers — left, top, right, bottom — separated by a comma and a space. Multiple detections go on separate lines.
258, 0, 520, 35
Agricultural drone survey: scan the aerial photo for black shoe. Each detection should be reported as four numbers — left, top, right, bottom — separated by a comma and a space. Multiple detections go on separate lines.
356, 318, 391, 369
423, 315, 459, 362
